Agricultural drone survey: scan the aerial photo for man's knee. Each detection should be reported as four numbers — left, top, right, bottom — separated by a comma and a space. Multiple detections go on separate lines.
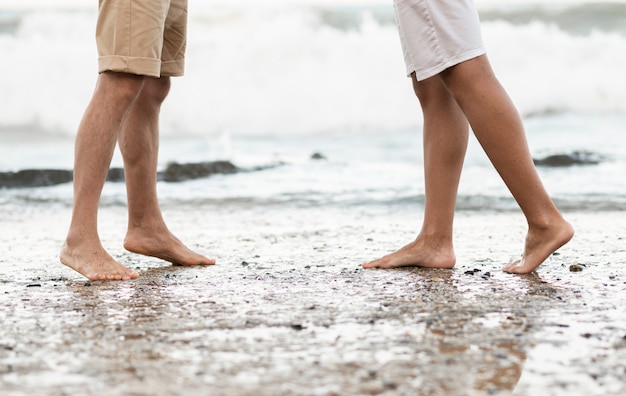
143, 77, 171, 104
98, 71, 145, 104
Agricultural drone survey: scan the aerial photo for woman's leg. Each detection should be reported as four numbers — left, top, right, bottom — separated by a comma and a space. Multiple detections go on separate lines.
440, 55, 574, 273
363, 73, 469, 269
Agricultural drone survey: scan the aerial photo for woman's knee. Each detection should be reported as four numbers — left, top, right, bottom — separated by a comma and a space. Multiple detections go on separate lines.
439, 56, 495, 95
412, 73, 455, 110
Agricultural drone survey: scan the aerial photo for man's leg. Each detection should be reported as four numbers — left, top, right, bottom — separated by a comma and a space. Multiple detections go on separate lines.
119, 77, 215, 266
60, 72, 143, 280
440, 55, 574, 273
363, 73, 468, 269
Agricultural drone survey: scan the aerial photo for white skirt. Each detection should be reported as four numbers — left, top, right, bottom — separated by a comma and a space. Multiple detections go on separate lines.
393, 0, 486, 80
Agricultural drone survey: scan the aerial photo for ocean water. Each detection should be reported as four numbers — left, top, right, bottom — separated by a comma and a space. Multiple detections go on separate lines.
1, 0, 625, 213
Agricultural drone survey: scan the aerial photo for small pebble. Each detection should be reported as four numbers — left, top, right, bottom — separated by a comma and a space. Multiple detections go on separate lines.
569, 264, 584, 272
431, 277, 443, 282
383, 380, 398, 390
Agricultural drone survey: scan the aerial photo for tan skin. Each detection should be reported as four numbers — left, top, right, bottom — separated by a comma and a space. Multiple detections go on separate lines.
363, 55, 574, 274
60, 72, 215, 281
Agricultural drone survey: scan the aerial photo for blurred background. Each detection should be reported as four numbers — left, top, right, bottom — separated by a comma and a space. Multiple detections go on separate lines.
1, 0, 625, 211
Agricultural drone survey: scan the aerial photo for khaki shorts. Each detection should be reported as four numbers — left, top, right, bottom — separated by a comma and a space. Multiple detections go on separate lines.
96, 0, 188, 77
393, 0, 486, 81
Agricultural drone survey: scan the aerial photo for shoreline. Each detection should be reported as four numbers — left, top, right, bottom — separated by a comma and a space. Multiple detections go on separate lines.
1, 203, 625, 395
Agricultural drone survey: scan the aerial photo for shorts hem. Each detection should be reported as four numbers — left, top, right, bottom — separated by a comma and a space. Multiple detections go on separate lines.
98, 56, 162, 78
407, 48, 487, 80
161, 59, 185, 77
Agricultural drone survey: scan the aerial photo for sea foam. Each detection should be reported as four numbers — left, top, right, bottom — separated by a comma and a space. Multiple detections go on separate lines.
1, 2, 625, 137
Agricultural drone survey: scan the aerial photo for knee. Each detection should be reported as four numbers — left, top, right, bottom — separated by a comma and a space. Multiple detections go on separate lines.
144, 77, 171, 104
412, 74, 455, 111
439, 57, 498, 101
97, 72, 145, 105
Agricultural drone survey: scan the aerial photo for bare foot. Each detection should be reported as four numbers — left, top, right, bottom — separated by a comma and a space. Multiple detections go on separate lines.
362, 236, 456, 269
60, 241, 139, 281
503, 218, 574, 274
124, 229, 215, 266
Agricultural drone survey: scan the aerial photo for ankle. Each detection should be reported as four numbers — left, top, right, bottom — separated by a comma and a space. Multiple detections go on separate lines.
418, 228, 453, 245
63, 230, 97, 249
527, 213, 568, 232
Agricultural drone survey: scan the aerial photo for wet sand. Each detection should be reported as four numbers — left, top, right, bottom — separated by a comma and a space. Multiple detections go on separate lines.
1, 202, 625, 395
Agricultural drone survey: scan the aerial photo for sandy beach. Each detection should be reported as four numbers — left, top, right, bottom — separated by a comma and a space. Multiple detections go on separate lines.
2, 2, 626, 394
1, 200, 624, 396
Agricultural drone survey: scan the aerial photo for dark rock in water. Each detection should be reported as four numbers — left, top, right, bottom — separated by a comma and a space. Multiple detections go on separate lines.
106, 168, 125, 182
159, 161, 238, 182
0, 169, 72, 188
246, 161, 286, 173
1, 160, 279, 188
311, 152, 327, 160
0, 167, 126, 188
533, 151, 604, 167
